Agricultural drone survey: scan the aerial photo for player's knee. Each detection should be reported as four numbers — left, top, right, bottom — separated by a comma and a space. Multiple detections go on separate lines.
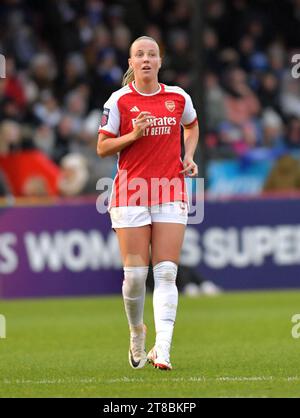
153, 261, 178, 285
123, 266, 149, 296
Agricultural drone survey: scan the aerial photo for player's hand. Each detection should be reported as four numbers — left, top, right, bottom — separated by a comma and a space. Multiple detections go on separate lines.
132, 111, 155, 139
180, 156, 198, 177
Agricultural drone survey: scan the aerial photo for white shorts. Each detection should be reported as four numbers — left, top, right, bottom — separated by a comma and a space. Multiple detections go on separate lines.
109, 202, 188, 229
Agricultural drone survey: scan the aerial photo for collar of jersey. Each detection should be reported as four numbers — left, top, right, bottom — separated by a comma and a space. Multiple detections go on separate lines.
130, 81, 163, 96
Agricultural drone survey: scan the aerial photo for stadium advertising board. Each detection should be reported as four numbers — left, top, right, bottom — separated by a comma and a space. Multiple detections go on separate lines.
0, 197, 299, 298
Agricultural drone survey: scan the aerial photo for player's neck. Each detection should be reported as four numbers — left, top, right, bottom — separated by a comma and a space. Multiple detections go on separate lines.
133, 79, 160, 95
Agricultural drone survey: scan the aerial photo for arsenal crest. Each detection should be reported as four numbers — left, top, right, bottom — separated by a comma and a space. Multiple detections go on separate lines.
165, 100, 175, 112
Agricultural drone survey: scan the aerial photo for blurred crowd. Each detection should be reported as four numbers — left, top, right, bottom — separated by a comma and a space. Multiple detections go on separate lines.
204, 0, 300, 160
0, 0, 300, 200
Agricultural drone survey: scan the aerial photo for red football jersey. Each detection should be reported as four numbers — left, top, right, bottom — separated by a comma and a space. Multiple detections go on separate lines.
98, 82, 197, 208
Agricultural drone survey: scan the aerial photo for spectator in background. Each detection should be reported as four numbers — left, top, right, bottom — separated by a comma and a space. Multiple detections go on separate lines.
33, 90, 62, 128
220, 67, 261, 155
239, 34, 257, 73
166, 0, 192, 30
2, 57, 26, 110
224, 67, 261, 126
106, 4, 125, 30
72, 108, 117, 185
258, 72, 281, 115
113, 25, 132, 72
0, 73, 23, 122
64, 88, 88, 134
164, 29, 193, 87
22, 176, 49, 198
284, 117, 300, 150
261, 109, 284, 149
0, 120, 22, 155
58, 153, 90, 197
32, 123, 56, 159
85, 0, 105, 27
280, 73, 300, 119
246, 17, 268, 51
4, 10, 37, 69
55, 53, 88, 100
53, 115, 74, 163
96, 49, 123, 88
0, 96, 21, 122
30, 53, 57, 92
204, 27, 221, 74
268, 42, 287, 79
205, 72, 226, 132
145, 0, 166, 27
219, 48, 240, 71
264, 155, 300, 192
206, 0, 229, 47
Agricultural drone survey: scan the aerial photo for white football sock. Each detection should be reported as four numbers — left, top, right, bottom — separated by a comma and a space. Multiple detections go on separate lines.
122, 266, 149, 331
153, 261, 178, 350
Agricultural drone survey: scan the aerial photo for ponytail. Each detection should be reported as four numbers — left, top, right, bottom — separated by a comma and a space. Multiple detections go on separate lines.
122, 66, 135, 86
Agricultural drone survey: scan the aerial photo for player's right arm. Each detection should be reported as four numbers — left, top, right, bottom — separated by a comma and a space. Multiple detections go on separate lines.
97, 111, 155, 157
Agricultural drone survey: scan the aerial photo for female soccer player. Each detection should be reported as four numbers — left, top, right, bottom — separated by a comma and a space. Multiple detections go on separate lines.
97, 36, 198, 370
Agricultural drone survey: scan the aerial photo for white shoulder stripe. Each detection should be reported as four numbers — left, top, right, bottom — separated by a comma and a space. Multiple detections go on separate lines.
164, 85, 186, 95
110, 85, 132, 102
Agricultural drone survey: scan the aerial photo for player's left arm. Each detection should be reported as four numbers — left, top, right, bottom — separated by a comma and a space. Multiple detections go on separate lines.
180, 122, 199, 177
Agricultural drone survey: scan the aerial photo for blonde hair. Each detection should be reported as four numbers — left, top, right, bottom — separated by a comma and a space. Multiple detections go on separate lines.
122, 36, 160, 86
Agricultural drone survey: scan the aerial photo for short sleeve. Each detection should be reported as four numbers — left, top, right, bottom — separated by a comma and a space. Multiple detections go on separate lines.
98, 93, 120, 137
181, 91, 197, 127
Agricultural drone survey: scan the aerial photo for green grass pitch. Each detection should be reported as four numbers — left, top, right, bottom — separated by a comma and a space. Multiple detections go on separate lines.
0, 290, 300, 398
